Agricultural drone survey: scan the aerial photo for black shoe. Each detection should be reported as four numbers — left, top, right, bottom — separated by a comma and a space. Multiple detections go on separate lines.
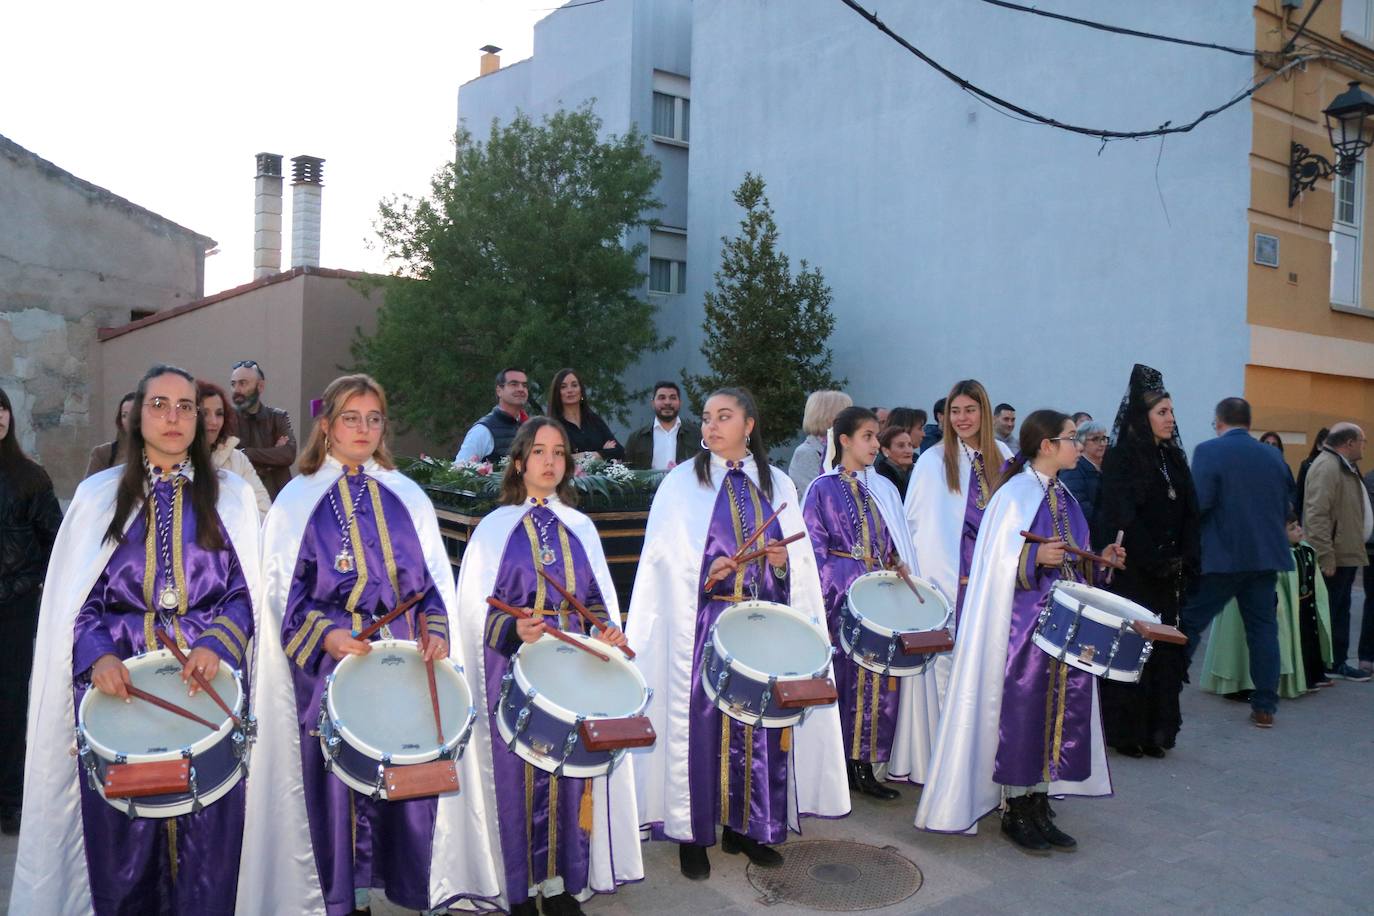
679, 842, 711, 880
0, 808, 19, 836
1114, 744, 1144, 758
1001, 796, 1050, 853
541, 892, 585, 916
1028, 793, 1077, 850
851, 761, 901, 800
510, 901, 538, 916
721, 826, 784, 867
846, 760, 860, 791
1141, 744, 1166, 759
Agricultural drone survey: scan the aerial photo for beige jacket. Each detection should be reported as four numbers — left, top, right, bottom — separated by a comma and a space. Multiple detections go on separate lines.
1302, 449, 1372, 570
213, 436, 273, 518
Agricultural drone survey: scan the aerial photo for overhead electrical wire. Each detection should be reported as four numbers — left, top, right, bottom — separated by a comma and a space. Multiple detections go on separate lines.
974, 0, 1255, 57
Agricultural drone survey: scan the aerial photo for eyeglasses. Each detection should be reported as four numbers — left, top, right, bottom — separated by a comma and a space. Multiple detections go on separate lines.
338, 411, 387, 431
1085, 435, 1109, 443
144, 397, 199, 420
1048, 436, 1082, 447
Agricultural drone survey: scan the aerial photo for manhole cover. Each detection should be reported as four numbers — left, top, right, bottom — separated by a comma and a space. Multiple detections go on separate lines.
747, 840, 923, 911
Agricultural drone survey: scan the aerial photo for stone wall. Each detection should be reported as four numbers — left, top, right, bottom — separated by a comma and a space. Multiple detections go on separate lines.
0, 136, 213, 498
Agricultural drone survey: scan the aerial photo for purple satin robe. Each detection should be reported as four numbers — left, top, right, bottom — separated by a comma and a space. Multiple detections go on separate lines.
992, 485, 1101, 787
71, 475, 254, 916
281, 470, 448, 916
803, 472, 899, 764
955, 460, 991, 626
484, 501, 612, 904
670, 465, 791, 847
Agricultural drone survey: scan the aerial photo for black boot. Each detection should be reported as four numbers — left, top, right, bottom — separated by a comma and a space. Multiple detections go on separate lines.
679, 842, 711, 880
1001, 796, 1050, 853
851, 761, 901, 800
541, 892, 586, 916
721, 826, 784, 867
1029, 793, 1077, 850
846, 760, 860, 791
510, 901, 539, 916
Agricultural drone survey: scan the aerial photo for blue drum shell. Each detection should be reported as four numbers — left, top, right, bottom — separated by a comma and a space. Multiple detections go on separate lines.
837, 602, 930, 676
1034, 594, 1150, 682
86, 727, 244, 814
497, 683, 617, 777
701, 643, 803, 728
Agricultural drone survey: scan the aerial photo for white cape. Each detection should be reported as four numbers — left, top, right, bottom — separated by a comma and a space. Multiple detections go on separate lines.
237, 456, 499, 914
453, 499, 643, 906
11, 467, 263, 916
802, 465, 937, 785
913, 467, 1111, 835
625, 456, 850, 841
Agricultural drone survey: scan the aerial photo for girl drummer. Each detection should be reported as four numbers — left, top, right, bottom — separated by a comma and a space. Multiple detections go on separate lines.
454, 417, 643, 916
626, 388, 848, 881
915, 410, 1125, 852
243, 374, 498, 914
802, 406, 925, 800
12, 364, 262, 915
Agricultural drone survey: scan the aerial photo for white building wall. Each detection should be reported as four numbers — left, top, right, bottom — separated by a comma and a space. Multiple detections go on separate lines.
682, 0, 1254, 446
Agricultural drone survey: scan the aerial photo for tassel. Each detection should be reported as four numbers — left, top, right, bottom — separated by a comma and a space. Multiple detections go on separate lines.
578, 779, 594, 834
779, 727, 792, 753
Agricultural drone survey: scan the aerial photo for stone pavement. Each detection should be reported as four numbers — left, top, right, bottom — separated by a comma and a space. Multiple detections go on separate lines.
4, 593, 1371, 915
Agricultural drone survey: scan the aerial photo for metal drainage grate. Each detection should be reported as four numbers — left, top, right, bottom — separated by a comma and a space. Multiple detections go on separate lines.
747, 840, 923, 911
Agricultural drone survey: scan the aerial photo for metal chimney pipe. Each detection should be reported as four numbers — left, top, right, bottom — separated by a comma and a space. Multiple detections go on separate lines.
290, 155, 325, 269
253, 153, 283, 279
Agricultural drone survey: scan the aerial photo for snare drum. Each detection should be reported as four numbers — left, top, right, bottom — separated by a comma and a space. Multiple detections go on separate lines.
1032, 581, 1161, 682
496, 631, 653, 778
319, 639, 477, 798
701, 600, 835, 728
77, 648, 250, 818
841, 571, 952, 676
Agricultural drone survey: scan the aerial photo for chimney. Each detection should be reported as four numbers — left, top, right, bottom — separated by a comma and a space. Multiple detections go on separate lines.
480, 45, 502, 76
290, 155, 325, 269
253, 153, 283, 279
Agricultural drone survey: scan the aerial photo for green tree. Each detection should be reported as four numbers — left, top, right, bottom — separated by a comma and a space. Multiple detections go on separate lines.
685, 173, 844, 442
354, 105, 668, 446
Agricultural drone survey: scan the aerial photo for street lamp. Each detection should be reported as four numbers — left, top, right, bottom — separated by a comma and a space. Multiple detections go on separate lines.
1289, 81, 1374, 206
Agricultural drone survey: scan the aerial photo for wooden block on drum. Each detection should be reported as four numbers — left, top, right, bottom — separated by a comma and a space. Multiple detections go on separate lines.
103, 759, 191, 798
775, 677, 838, 709
899, 629, 955, 655
578, 716, 657, 751
383, 760, 459, 800
1131, 620, 1188, 645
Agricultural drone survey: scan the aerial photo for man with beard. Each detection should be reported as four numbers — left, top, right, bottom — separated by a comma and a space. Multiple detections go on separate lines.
229, 358, 296, 499
624, 380, 701, 470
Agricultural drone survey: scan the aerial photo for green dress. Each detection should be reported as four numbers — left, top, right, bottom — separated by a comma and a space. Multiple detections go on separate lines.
1200, 542, 1332, 698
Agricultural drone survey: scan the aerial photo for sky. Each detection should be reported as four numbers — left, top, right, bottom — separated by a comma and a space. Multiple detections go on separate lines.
2, 1, 549, 295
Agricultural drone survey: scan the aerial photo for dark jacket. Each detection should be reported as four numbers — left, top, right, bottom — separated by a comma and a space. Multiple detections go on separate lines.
874, 454, 912, 501
624, 417, 702, 470
0, 463, 63, 608
236, 403, 296, 499
557, 410, 625, 461
919, 423, 942, 455
1060, 456, 1103, 524
1191, 428, 1294, 574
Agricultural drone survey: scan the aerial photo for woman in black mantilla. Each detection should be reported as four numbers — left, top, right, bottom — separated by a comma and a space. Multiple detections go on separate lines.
1091, 365, 1200, 758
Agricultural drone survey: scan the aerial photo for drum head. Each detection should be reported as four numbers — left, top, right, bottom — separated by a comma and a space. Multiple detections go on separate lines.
1055, 581, 1159, 625
848, 572, 949, 632
518, 635, 646, 718
82, 650, 239, 757
331, 641, 472, 755
715, 602, 831, 677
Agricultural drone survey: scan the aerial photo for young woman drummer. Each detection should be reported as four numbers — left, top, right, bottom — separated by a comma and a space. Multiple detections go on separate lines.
454, 417, 642, 916
244, 374, 498, 915
12, 364, 262, 915
802, 406, 926, 799
915, 410, 1125, 853
626, 388, 848, 882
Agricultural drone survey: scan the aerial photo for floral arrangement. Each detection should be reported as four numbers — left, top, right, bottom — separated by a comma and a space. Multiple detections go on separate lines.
400, 454, 664, 515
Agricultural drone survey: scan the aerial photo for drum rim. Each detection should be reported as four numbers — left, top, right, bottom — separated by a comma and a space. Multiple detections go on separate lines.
98, 759, 244, 817
709, 601, 832, 683
326, 638, 474, 764
78, 648, 243, 764
493, 709, 616, 777
1050, 582, 1161, 629
700, 675, 806, 728
844, 570, 952, 637
837, 626, 932, 675
510, 631, 650, 724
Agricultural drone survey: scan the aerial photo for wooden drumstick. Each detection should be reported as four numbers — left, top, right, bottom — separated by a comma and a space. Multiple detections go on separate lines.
416, 620, 445, 745
732, 502, 788, 560
730, 530, 807, 566
485, 596, 611, 662
155, 630, 241, 729
354, 592, 426, 641
123, 685, 220, 731
1105, 530, 1125, 584
1020, 531, 1121, 570
537, 569, 636, 660
891, 564, 927, 604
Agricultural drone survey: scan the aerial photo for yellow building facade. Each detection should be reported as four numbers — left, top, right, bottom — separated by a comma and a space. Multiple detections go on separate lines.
1250, 1, 1374, 465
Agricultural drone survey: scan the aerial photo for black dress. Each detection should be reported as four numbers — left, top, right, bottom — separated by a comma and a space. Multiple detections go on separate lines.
558, 409, 626, 461
1092, 443, 1200, 751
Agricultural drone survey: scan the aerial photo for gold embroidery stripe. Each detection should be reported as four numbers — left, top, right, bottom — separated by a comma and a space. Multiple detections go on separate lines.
213, 615, 248, 648
172, 617, 188, 653
557, 523, 576, 631
166, 820, 178, 885
741, 723, 754, 830
338, 477, 369, 627
142, 499, 157, 614
524, 763, 534, 880
1017, 542, 1034, 591
850, 667, 864, 760
747, 485, 765, 582
719, 715, 731, 823
286, 610, 326, 658
296, 617, 332, 667
847, 476, 875, 572
547, 775, 559, 879
368, 480, 402, 605
725, 476, 747, 600
870, 663, 881, 764
522, 515, 548, 612
202, 628, 242, 663
172, 478, 187, 616
1050, 661, 1069, 776
1042, 657, 1056, 783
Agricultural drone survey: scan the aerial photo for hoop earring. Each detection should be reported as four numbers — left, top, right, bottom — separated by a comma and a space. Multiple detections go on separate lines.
746, 434, 751, 447
701, 438, 709, 450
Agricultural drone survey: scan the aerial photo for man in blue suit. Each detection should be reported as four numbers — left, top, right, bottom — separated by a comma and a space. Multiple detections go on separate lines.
1180, 397, 1294, 728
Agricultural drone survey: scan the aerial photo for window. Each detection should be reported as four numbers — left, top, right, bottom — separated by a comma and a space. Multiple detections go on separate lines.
1330, 163, 1362, 307
649, 228, 687, 294
1343, 0, 1374, 40
651, 71, 690, 144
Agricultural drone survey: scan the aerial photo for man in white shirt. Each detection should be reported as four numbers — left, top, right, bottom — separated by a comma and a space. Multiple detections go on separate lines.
454, 367, 531, 464
624, 381, 701, 470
